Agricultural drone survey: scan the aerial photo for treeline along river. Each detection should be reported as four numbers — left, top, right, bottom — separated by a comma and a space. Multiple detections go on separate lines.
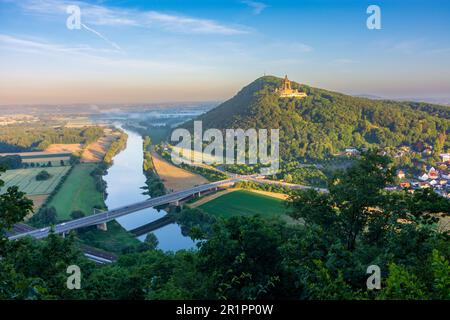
103, 126, 196, 251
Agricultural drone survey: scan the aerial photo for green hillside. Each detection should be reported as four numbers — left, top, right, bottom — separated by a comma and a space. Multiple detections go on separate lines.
184, 76, 450, 161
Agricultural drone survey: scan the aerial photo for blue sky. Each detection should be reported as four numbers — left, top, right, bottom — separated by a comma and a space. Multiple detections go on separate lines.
1, 0, 450, 104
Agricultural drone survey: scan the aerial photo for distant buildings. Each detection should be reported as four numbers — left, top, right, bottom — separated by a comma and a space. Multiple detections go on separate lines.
400, 182, 410, 188
428, 167, 439, 179
397, 170, 406, 179
440, 153, 450, 163
276, 75, 307, 98
345, 148, 360, 156
334, 144, 450, 198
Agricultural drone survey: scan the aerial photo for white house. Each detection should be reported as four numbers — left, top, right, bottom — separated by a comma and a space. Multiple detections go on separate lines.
428, 167, 439, 179
397, 170, 406, 179
441, 153, 450, 162
345, 148, 360, 156
419, 182, 430, 189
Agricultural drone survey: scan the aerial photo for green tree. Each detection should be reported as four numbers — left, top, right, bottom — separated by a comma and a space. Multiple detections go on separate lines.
36, 170, 51, 181
144, 233, 159, 250
70, 210, 85, 220
377, 263, 426, 300
291, 150, 394, 250
0, 166, 34, 253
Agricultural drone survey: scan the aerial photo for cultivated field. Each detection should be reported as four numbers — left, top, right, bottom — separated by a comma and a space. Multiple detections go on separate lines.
46, 163, 104, 221
188, 188, 289, 210
22, 157, 70, 164
45, 144, 81, 153
198, 189, 287, 219
0, 166, 70, 196
27, 194, 49, 211
0, 151, 72, 166
151, 151, 208, 191
81, 129, 118, 162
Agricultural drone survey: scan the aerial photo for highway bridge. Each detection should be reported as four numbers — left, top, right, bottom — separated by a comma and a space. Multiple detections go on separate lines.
8, 176, 326, 241
8, 178, 239, 241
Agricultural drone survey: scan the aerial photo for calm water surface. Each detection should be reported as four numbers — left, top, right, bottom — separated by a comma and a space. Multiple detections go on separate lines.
103, 127, 197, 251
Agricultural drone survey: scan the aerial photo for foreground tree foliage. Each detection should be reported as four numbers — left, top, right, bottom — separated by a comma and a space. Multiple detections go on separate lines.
0, 153, 449, 299
0, 166, 33, 254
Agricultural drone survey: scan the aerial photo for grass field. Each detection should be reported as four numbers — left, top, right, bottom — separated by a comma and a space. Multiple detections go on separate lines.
46, 163, 105, 221
77, 221, 141, 255
198, 189, 287, 219
0, 166, 70, 195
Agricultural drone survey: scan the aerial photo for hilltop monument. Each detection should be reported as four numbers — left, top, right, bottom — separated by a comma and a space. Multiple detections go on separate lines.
276, 75, 307, 98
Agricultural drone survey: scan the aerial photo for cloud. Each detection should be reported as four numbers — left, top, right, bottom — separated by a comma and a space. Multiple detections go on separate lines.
241, 1, 268, 15
268, 41, 313, 53
391, 40, 422, 55
0, 34, 206, 72
14, 0, 248, 35
143, 11, 246, 35
0, 33, 112, 55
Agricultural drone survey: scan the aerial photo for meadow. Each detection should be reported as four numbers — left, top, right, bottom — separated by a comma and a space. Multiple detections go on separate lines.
198, 189, 287, 219
46, 163, 105, 221
0, 166, 70, 195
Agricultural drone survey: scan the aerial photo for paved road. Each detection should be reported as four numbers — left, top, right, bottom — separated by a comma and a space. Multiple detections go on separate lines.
8, 178, 239, 241
7, 224, 117, 263
246, 177, 329, 193
8, 175, 327, 241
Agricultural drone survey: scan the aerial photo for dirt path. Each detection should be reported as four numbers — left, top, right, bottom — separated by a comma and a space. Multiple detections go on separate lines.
44, 144, 81, 153
187, 189, 237, 208
248, 189, 290, 200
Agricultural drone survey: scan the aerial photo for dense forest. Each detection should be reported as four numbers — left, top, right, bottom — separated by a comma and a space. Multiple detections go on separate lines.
1, 152, 449, 299
185, 76, 450, 161
0, 124, 104, 152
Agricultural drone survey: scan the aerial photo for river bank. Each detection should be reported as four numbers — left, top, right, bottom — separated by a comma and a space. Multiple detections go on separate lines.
102, 127, 197, 251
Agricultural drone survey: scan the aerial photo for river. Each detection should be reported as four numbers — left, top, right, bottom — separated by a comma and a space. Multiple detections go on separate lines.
102, 127, 197, 251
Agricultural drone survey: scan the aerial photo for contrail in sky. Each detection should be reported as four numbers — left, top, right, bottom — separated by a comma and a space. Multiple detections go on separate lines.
81, 23, 122, 52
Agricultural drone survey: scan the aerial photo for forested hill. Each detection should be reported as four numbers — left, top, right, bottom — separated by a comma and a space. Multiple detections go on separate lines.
185, 75, 450, 161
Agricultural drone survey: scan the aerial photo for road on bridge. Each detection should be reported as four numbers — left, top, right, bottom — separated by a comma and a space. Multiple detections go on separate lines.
9, 176, 327, 241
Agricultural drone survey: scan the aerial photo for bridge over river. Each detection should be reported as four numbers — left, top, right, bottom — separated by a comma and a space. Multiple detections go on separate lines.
8, 178, 240, 240
9, 176, 326, 241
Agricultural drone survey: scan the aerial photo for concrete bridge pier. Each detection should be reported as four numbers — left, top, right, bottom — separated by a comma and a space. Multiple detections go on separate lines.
97, 222, 108, 231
